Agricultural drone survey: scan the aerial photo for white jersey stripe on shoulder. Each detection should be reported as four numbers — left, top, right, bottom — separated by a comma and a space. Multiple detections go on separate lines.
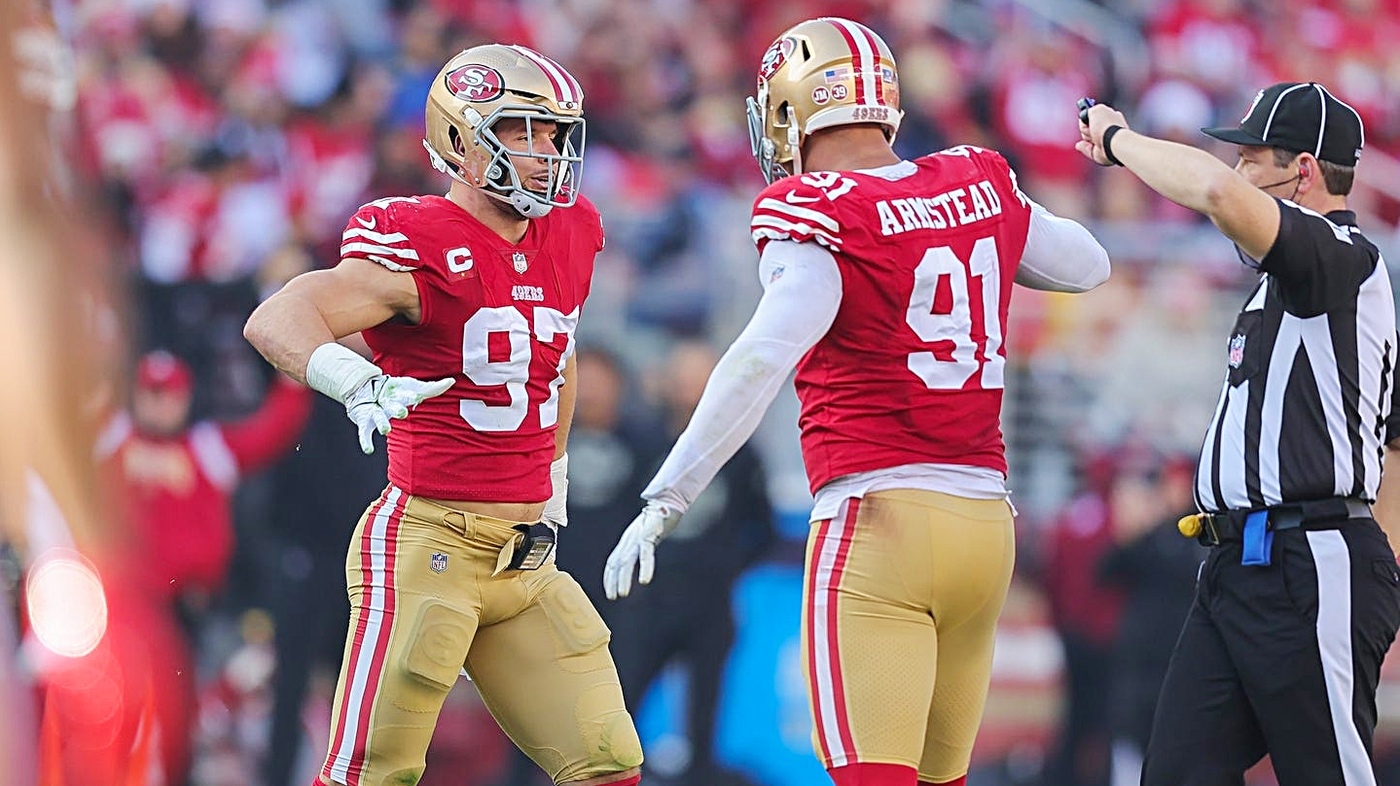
342, 227, 412, 245
341, 242, 421, 261
756, 215, 840, 246
753, 228, 842, 253
757, 197, 840, 231
752, 215, 842, 237
511, 45, 576, 104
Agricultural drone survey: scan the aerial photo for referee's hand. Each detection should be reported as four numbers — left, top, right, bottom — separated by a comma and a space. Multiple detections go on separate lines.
1076, 99, 1131, 167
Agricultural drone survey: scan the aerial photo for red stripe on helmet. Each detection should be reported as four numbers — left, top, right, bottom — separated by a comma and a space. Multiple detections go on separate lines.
856, 24, 887, 105
829, 20, 867, 105
828, 18, 888, 107
510, 45, 580, 106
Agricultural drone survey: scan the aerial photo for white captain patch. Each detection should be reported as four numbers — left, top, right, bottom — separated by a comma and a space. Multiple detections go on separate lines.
512, 284, 544, 302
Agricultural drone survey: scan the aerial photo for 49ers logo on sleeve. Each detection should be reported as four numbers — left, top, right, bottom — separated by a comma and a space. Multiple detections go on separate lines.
759, 37, 796, 81
445, 65, 505, 102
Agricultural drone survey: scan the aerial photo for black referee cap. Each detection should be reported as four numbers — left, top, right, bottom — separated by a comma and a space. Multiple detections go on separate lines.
1202, 82, 1364, 166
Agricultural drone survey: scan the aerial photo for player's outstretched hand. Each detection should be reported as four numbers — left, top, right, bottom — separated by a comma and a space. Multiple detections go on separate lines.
344, 374, 454, 454
603, 501, 682, 600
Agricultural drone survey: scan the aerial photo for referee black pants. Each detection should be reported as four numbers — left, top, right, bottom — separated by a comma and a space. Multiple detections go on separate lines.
1142, 518, 1400, 786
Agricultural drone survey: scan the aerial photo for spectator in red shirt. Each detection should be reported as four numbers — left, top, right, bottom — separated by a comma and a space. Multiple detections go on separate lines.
95, 349, 310, 784
100, 350, 310, 605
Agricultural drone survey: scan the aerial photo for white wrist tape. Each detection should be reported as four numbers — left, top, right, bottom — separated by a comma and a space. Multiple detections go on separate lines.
545, 453, 569, 526
306, 342, 382, 404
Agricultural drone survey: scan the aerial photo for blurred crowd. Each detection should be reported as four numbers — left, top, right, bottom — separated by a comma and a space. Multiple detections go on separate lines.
9, 0, 1400, 784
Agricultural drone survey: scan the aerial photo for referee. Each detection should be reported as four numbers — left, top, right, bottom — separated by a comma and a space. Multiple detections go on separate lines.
1079, 83, 1400, 786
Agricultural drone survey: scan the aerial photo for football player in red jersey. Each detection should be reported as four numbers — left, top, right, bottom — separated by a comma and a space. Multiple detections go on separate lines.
245, 44, 643, 786
603, 17, 1111, 786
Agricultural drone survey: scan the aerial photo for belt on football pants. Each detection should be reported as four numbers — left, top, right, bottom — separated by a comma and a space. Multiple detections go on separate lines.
492, 521, 557, 576
1178, 497, 1372, 547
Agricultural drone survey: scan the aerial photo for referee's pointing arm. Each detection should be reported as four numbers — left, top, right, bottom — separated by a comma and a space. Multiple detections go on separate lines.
1077, 83, 1361, 263
1078, 107, 1280, 261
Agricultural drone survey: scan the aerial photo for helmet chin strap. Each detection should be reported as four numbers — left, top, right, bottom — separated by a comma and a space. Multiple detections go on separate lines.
476, 184, 554, 218
785, 107, 803, 176
506, 189, 554, 217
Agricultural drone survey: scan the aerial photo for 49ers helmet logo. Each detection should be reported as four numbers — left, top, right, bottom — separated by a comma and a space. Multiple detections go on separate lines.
759, 37, 796, 81
445, 64, 505, 102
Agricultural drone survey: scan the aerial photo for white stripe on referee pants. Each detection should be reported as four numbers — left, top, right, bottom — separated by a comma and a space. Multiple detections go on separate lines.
1307, 529, 1376, 786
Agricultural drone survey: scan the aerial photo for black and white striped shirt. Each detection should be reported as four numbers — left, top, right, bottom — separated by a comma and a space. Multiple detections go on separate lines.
1195, 201, 1397, 513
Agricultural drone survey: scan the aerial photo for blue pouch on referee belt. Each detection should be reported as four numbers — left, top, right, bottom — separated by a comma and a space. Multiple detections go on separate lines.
1241, 510, 1273, 566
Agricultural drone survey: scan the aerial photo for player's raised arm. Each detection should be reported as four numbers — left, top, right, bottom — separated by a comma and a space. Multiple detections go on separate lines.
1078, 99, 1281, 261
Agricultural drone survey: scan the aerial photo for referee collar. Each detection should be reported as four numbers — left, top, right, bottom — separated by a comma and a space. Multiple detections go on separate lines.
1326, 209, 1358, 227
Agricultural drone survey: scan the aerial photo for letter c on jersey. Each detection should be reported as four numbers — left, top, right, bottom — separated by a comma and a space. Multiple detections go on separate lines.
447, 247, 474, 273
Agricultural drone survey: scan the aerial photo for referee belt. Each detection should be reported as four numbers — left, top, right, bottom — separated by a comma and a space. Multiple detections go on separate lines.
1179, 497, 1372, 547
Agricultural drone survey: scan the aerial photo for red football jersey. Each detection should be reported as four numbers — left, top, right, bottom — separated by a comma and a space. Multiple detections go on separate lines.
750, 147, 1033, 492
345, 194, 603, 502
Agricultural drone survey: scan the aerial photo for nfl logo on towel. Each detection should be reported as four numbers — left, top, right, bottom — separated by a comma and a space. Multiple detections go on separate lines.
430, 552, 449, 573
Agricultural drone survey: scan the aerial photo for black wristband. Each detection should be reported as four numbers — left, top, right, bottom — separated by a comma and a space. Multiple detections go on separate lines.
1102, 125, 1127, 167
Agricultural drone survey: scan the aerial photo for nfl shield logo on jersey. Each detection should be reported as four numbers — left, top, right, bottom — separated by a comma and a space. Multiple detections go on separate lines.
430, 552, 449, 573
1228, 333, 1246, 368
512, 252, 528, 273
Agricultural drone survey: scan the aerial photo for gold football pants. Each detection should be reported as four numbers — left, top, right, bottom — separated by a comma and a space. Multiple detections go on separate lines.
802, 489, 1015, 782
319, 486, 643, 786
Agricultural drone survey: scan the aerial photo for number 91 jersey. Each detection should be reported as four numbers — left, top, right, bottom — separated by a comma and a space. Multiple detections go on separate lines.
344, 194, 603, 502
750, 147, 1033, 492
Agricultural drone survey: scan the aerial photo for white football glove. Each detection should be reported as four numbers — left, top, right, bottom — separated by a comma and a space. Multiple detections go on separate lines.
603, 501, 682, 600
305, 342, 453, 454
344, 374, 454, 454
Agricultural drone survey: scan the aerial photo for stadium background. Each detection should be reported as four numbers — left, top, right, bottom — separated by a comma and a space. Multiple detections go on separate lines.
12, 0, 1400, 784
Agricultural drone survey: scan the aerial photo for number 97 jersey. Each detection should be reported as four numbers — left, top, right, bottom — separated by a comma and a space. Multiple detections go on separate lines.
345, 194, 603, 503
750, 147, 1033, 493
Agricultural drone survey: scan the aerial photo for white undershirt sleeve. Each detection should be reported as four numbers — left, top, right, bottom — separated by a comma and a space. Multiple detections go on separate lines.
1015, 200, 1111, 293
642, 240, 843, 512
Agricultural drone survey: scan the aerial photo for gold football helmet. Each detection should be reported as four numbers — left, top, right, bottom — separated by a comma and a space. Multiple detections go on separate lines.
425, 44, 586, 217
746, 18, 903, 184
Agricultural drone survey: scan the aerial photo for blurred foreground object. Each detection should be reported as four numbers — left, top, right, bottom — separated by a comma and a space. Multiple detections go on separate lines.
1, 3, 185, 785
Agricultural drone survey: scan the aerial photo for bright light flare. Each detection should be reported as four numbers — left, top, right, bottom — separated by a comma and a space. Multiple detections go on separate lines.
26, 551, 108, 658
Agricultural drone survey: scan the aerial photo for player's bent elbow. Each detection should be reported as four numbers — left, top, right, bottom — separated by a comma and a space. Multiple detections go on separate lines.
1082, 246, 1111, 291
1055, 244, 1111, 294
243, 301, 277, 355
